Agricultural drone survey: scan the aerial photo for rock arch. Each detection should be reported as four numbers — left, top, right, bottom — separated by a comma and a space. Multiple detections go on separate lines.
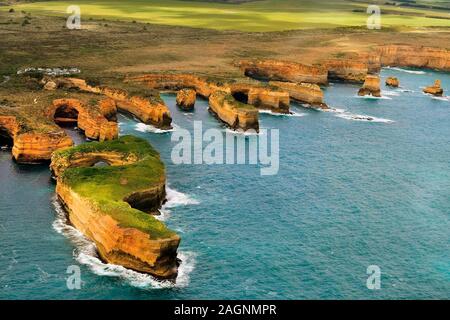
48, 98, 118, 142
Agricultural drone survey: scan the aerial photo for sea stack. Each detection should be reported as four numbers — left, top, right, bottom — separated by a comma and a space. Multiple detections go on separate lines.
386, 77, 399, 88
423, 80, 444, 96
176, 89, 196, 110
358, 75, 381, 97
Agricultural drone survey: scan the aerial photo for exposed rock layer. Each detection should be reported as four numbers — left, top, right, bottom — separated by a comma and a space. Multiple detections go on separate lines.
47, 77, 172, 129
378, 45, 450, 71
208, 91, 259, 132
48, 98, 118, 141
269, 81, 328, 109
238, 59, 328, 85
51, 136, 180, 279
358, 75, 381, 97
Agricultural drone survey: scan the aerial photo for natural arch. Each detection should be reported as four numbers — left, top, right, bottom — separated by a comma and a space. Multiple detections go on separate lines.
232, 91, 248, 104
53, 104, 79, 126
0, 126, 13, 149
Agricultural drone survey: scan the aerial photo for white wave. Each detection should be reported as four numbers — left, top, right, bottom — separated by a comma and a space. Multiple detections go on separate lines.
327, 107, 394, 123
336, 112, 394, 123
258, 110, 306, 117
384, 67, 426, 75
52, 196, 195, 289
381, 90, 400, 97
158, 186, 200, 221
355, 94, 392, 100
225, 128, 260, 136
431, 96, 450, 102
134, 122, 175, 134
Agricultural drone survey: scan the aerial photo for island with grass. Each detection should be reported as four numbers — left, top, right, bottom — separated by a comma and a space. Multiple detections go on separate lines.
50, 135, 181, 279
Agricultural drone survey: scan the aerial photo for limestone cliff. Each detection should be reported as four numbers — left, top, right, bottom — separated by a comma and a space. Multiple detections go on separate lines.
208, 91, 259, 132
229, 83, 290, 114
378, 45, 450, 71
176, 89, 196, 110
238, 59, 328, 85
47, 77, 172, 129
358, 75, 381, 97
51, 136, 180, 279
0, 108, 73, 163
127, 73, 291, 114
322, 59, 368, 83
269, 81, 328, 109
48, 98, 118, 141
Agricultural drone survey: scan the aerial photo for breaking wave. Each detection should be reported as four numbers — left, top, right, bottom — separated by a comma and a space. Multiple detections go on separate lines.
384, 67, 426, 75
328, 108, 394, 123
158, 186, 200, 221
259, 110, 306, 117
134, 123, 176, 134
52, 195, 196, 289
355, 95, 392, 100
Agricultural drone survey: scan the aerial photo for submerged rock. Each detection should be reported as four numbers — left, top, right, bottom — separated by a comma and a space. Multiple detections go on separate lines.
358, 75, 381, 97
423, 80, 444, 97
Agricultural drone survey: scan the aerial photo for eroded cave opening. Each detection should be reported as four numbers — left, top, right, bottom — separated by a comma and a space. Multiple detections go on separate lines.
54, 104, 79, 127
232, 91, 248, 104
0, 127, 13, 149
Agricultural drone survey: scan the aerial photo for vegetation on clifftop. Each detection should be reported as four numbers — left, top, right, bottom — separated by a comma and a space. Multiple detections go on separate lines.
54, 135, 176, 239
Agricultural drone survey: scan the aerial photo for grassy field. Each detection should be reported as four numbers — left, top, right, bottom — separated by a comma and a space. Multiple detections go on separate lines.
3, 0, 450, 31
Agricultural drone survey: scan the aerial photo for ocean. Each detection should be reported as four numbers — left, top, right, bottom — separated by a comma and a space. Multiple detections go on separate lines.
0, 68, 449, 299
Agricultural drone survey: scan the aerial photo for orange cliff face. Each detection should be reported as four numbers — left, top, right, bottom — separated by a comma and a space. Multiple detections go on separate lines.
0, 110, 73, 164
322, 59, 368, 83
238, 59, 328, 85
50, 136, 181, 279
125, 73, 223, 98
377, 45, 450, 71
269, 81, 328, 109
208, 91, 259, 132
228, 83, 290, 114
46, 77, 172, 129
127, 73, 291, 115
48, 98, 118, 141
358, 75, 381, 97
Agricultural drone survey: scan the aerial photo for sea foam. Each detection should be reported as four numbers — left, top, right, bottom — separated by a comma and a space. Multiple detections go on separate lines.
52, 190, 197, 289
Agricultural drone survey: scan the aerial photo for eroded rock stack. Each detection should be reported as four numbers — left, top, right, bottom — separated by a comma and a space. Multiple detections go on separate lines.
386, 77, 399, 88
176, 89, 196, 110
358, 75, 381, 97
423, 80, 444, 96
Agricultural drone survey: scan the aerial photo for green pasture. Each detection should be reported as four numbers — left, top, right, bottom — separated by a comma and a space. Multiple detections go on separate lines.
2, 0, 450, 31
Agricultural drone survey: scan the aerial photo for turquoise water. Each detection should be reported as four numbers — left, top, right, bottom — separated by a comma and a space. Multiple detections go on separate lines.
0, 68, 449, 299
